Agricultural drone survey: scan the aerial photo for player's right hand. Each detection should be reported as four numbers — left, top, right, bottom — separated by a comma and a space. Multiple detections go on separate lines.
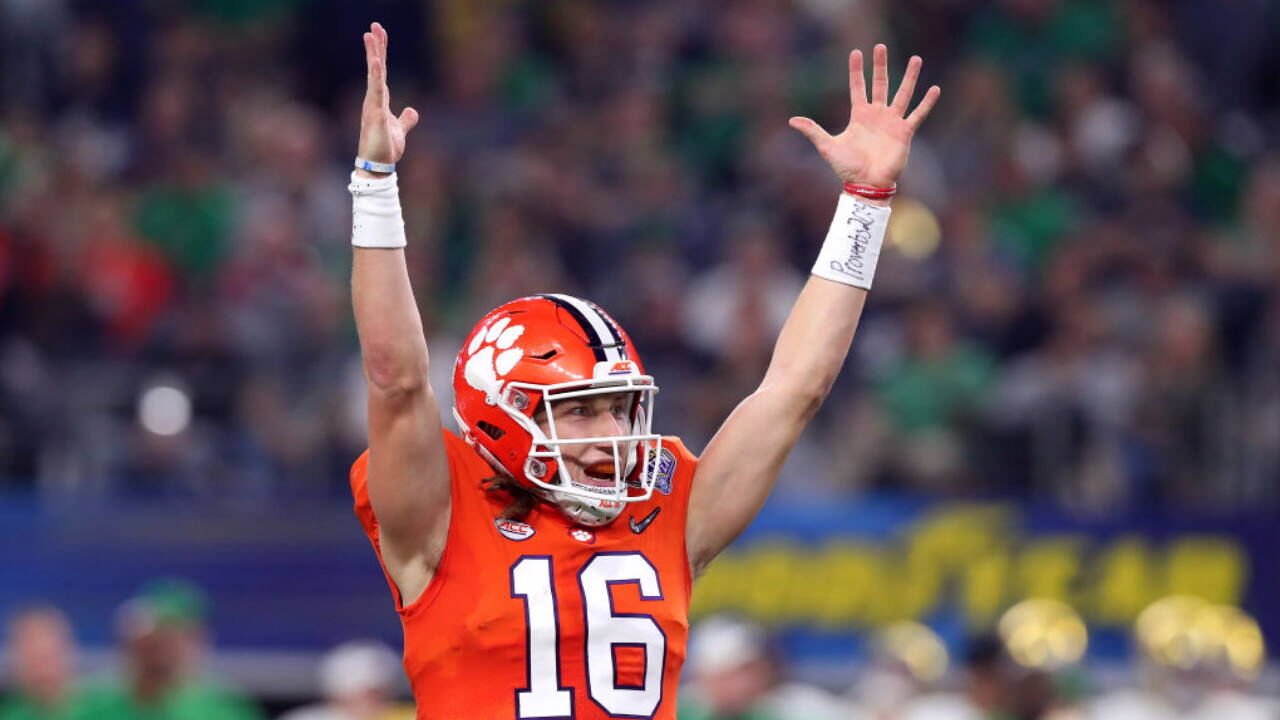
358, 22, 418, 174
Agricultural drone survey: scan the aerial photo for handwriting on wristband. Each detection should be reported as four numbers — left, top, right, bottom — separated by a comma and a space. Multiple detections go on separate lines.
828, 202, 877, 279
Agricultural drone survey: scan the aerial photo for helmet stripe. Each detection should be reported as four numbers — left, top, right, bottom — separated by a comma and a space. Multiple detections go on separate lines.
591, 300, 629, 361
537, 294, 612, 362
551, 294, 627, 363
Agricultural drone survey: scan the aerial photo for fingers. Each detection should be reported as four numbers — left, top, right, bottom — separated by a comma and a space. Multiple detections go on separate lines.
906, 85, 942, 131
788, 116, 832, 149
849, 49, 867, 106
398, 107, 420, 133
372, 21, 388, 65
364, 21, 418, 139
364, 23, 392, 110
871, 44, 889, 105
363, 32, 387, 108
891, 55, 922, 116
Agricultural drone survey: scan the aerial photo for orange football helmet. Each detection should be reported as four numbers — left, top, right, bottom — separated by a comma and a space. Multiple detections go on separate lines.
451, 294, 662, 525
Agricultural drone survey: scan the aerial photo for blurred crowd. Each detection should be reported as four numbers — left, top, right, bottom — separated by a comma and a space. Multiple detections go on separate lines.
4, 586, 1274, 720
1, 0, 1279, 512
0, 580, 414, 720
678, 605, 1277, 720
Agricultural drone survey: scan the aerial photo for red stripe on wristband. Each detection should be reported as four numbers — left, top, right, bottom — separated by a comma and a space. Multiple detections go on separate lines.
842, 182, 897, 199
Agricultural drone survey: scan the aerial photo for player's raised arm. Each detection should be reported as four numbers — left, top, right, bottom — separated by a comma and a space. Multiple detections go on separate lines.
350, 22, 449, 604
686, 45, 940, 575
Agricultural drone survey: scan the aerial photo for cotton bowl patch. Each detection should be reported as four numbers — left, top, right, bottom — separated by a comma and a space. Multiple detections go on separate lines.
495, 518, 535, 541
646, 447, 676, 495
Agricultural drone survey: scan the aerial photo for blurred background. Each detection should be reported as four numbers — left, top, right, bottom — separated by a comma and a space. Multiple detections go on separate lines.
1, 0, 1278, 717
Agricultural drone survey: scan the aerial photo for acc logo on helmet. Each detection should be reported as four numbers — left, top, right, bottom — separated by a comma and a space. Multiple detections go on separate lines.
594, 360, 638, 378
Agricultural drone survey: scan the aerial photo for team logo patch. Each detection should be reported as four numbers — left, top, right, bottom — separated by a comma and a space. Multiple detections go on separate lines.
645, 447, 676, 495
495, 518, 536, 541
569, 528, 596, 544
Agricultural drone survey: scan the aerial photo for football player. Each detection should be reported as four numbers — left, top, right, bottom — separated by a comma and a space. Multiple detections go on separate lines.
347, 21, 938, 720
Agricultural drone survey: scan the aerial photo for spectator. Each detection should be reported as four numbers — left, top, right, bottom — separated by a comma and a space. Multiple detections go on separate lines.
0, 606, 83, 720
848, 621, 951, 720
1091, 597, 1276, 720
74, 579, 264, 720
873, 300, 995, 493
679, 616, 854, 720
899, 634, 1013, 720
278, 640, 412, 720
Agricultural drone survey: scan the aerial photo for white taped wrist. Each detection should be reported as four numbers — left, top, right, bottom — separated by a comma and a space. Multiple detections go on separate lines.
349, 171, 407, 248
811, 192, 891, 290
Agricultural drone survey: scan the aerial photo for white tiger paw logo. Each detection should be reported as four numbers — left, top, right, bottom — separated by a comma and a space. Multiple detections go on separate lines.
463, 317, 526, 400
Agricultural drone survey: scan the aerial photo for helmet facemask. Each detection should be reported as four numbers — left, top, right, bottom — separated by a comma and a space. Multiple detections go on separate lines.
497, 373, 662, 525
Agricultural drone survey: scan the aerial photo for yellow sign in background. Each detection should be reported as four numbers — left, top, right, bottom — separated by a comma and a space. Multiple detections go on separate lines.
690, 504, 1247, 630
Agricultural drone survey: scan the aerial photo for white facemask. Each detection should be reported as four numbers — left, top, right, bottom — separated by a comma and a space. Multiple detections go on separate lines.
504, 369, 662, 508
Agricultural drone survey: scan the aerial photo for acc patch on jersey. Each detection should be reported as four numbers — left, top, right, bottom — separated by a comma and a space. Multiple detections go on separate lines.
494, 518, 536, 541
645, 447, 676, 495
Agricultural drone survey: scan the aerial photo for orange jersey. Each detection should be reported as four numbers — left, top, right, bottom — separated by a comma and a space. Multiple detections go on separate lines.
350, 430, 697, 720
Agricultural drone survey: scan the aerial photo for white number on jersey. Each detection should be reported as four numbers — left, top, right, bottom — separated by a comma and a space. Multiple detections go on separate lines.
511, 556, 574, 718
510, 551, 667, 718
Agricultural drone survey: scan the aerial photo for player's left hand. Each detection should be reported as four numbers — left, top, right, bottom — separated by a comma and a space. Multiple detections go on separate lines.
789, 45, 940, 188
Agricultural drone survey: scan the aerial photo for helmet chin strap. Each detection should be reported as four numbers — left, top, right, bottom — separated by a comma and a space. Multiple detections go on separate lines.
524, 458, 626, 527
547, 490, 623, 527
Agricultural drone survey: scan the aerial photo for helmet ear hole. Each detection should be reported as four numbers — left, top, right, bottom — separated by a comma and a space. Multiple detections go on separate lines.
477, 421, 506, 441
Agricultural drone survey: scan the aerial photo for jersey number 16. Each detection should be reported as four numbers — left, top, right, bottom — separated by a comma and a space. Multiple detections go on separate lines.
511, 551, 667, 719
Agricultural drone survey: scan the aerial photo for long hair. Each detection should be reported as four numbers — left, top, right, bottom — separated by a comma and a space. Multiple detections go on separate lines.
480, 475, 538, 521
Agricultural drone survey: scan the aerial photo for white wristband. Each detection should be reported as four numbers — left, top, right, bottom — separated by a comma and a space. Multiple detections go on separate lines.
349, 171, 407, 248
810, 192, 891, 290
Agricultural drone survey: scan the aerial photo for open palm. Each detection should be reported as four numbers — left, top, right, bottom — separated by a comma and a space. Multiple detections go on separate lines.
358, 22, 419, 169
790, 44, 940, 188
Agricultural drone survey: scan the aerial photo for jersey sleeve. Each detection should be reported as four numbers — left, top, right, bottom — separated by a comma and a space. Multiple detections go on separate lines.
349, 449, 376, 542
658, 435, 699, 507
349, 449, 416, 612
349, 430, 481, 616
655, 435, 699, 598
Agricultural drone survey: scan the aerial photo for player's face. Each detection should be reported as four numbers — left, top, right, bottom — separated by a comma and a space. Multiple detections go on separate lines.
539, 391, 637, 488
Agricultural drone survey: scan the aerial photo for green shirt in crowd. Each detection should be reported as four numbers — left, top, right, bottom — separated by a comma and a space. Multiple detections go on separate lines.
0, 692, 82, 720
70, 679, 263, 720
876, 343, 996, 434
677, 699, 780, 720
